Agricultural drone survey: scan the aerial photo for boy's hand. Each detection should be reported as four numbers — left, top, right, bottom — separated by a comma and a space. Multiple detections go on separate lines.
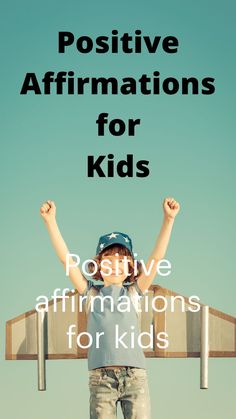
163, 197, 180, 220
40, 200, 56, 224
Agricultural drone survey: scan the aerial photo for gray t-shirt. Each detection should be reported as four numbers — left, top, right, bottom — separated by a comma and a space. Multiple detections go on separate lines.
81, 280, 146, 370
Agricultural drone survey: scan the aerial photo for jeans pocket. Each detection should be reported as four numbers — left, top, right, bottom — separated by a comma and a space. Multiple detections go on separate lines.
129, 368, 147, 377
89, 370, 102, 387
89, 370, 102, 377
127, 368, 148, 387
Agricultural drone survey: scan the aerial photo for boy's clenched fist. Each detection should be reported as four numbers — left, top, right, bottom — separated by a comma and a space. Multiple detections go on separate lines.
40, 200, 56, 223
163, 197, 180, 220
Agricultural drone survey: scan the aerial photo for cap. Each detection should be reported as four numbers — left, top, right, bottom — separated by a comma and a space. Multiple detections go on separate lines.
96, 231, 133, 256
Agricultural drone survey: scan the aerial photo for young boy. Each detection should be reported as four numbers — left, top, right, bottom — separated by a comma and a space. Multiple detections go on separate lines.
40, 197, 180, 418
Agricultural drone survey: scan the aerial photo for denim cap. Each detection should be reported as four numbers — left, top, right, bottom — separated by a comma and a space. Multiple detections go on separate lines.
96, 231, 133, 256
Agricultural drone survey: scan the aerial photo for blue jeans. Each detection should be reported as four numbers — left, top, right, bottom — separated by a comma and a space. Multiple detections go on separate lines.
89, 367, 151, 419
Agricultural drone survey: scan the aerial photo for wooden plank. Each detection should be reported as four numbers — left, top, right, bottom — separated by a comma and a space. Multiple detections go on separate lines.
5, 285, 236, 360
153, 287, 167, 357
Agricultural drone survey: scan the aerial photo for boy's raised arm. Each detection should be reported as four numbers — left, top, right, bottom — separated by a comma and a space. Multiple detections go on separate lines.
40, 200, 88, 294
137, 197, 180, 293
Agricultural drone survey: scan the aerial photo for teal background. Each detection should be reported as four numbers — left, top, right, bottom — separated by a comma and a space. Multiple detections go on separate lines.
1, 0, 235, 418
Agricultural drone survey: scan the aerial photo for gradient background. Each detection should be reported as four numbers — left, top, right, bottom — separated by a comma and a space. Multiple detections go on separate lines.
1, 1, 235, 418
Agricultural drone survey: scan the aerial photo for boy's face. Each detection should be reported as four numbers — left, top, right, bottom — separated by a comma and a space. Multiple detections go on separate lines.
100, 253, 132, 286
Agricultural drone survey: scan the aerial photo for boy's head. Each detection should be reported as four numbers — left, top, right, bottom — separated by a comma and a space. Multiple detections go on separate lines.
96, 231, 133, 257
87, 242, 142, 285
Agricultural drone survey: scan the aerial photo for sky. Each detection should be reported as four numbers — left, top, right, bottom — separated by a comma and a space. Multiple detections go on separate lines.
1, 1, 236, 418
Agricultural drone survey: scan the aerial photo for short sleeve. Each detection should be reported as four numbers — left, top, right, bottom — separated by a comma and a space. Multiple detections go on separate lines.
128, 280, 145, 298
80, 279, 94, 297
